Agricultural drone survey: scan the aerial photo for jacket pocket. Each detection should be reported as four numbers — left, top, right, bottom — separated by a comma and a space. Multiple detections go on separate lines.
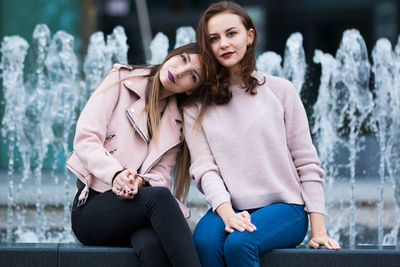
104, 133, 118, 154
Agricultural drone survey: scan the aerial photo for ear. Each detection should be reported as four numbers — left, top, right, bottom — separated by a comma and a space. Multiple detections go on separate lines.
247, 28, 255, 46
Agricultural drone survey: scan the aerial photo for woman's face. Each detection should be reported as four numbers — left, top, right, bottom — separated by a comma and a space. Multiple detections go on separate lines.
160, 53, 204, 96
207, 12, 254, 73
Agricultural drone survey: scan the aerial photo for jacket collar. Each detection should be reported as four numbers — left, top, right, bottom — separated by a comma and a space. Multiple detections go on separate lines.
123, 71, 182, 149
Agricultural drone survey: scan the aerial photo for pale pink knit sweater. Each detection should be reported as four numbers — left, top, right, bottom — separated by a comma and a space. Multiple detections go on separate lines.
184, 72, 325, 215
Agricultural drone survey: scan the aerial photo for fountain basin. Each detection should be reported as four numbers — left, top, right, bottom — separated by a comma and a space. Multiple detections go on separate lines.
0, 243, 399, 267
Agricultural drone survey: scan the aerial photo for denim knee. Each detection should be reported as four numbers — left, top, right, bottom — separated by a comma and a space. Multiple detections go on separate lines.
224, 232, 258, 261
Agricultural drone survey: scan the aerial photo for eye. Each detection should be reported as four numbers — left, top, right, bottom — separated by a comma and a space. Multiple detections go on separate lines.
227, 31, 236, 37
210, 36, 219, 43
181, 54, 187, 62
191, 73, 197, 82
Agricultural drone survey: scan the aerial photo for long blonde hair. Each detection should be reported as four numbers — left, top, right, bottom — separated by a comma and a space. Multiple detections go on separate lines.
144, 43, 205, 203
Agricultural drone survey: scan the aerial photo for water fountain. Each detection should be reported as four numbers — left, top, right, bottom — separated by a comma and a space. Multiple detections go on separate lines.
0, 25, 399, 247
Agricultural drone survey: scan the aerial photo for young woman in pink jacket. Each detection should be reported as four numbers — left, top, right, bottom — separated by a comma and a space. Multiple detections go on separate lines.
66, 43, 204, 267
181, 2, 340, 266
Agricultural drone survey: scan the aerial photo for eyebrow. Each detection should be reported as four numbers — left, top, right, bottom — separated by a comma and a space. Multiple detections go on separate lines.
225, 27, 237, 32
187, 54, 201, 82
209, 26, 238, 36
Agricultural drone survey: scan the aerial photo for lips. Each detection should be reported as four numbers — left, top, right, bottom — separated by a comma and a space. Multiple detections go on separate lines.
168, 71, 175, 83
221, 52, 234, 58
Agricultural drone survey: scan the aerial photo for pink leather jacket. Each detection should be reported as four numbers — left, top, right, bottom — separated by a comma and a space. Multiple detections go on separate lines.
66, 64, 189, 218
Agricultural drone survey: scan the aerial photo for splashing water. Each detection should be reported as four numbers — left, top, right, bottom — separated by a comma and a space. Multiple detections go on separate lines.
283, 32, 306, 93
148, 32, 169, 65
174, 26, 196, 49
1, 26, 399, 247
256, 51, 283, 77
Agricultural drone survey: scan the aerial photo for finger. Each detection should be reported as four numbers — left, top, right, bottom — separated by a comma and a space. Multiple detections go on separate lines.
125, 169, 136, 184
329, 239, 340, 249
118, 176, 135, 193
235, 216, 256, 231
240, 211, 251, 221
309, 239, 320, 249
131, 178, 141, 195
225, 226, 234, 233
230, 222, 245, 232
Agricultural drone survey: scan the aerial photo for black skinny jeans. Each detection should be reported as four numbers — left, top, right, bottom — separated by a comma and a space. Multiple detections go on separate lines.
71, 186, 201, 267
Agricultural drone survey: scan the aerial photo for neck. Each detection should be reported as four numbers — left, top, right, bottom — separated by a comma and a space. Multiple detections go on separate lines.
228, 69, 257, 86
228, 65, 242, 85
160, 87, 173, 100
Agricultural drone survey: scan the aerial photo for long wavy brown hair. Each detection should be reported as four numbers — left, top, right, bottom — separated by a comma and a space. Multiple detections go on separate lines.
174, 2, 267, 202
197, 1, 262, 105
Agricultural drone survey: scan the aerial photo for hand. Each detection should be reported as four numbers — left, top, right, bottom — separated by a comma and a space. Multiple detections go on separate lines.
224, 211, 257, 233
112, 169, 141, 199
309, 234, 341, 250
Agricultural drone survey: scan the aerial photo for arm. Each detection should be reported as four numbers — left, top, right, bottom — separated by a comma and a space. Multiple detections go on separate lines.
140, 144, 180, 189
309, 213, 340, 249
278, 79, 325, 214
183, 105, 231, 210
184, 105, 255, 232
73, 67, 125, 186
277, 79, 339, 249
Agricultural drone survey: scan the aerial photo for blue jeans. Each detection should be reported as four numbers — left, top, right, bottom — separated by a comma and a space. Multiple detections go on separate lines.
193, 203, 308, 267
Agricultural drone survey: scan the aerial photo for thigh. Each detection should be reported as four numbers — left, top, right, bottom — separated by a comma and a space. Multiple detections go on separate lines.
130, 227, 172, 267
250, 203, 308, 251
193, 208, 228, 267
72, 189, 150, 246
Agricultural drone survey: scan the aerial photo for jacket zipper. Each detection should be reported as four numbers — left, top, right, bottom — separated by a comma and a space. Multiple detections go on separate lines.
126, 110, 150, 171
142, 141, 181, 174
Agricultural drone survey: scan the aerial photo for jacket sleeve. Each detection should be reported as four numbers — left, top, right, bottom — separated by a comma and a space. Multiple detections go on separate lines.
184, 105, 231, 211
140, 144, 191, 218
277, 78, 325, 214
73, 66, 125, 186
142, 144, 179, 189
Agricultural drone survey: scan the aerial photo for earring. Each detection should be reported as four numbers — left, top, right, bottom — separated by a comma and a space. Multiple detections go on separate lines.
247, 42, 252, 46
186, 91, 192, 96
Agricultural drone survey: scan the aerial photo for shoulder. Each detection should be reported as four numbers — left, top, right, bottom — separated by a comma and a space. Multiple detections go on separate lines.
183, 102, 202, 120
112, 63, 152, 79
256, 71, 297, 99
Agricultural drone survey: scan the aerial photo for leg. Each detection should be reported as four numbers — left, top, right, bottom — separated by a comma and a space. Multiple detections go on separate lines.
130, 227, 172, 267
137, 187, 201, 267
223, 203, 308, 267
71, 186, 201, 267
193, 208, 228, 267
71, 188, 149, 246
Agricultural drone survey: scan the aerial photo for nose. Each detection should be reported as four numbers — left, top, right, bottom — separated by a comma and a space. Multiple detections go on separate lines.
220, 36, 229, 49
175, 65, 189, 79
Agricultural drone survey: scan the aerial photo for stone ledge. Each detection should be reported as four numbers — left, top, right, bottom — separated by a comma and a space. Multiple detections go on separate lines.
1, 243, 399, 267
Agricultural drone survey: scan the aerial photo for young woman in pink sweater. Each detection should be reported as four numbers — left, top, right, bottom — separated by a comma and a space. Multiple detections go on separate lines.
181, 2, 340, 266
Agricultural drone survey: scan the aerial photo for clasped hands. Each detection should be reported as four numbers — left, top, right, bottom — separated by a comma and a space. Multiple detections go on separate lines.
111, 169, 144, 199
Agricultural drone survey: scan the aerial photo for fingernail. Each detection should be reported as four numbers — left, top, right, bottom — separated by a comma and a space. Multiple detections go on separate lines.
123, 189, 126, 194
119, 188, 122, 191
134, 174, 138, 178
129, 179, 133, 184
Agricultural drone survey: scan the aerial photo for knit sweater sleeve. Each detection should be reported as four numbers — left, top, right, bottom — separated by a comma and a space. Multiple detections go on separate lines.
184, 105, 231, 211
269, 76, 325, 214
